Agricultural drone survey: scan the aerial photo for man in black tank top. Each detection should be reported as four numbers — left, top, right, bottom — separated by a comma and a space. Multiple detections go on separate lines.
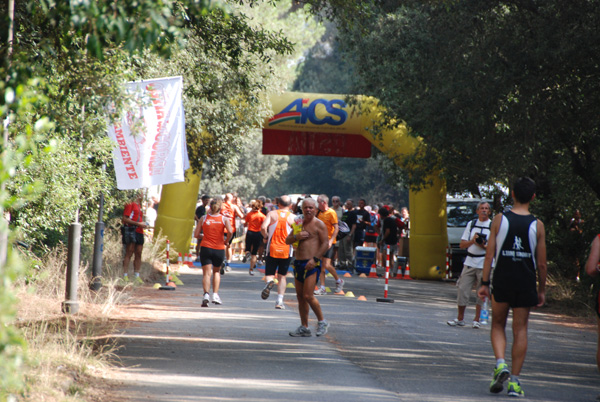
477, 177, 547, 398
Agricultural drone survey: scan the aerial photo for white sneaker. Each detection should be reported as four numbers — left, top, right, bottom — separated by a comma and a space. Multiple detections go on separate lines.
314, 287, 327, 295
316, 320, 329, 336
334, 279, 344, 293
212, 293, 222, 305
447, 318, 465, 327
201, 293, 210, 307
275, 301, 285, 309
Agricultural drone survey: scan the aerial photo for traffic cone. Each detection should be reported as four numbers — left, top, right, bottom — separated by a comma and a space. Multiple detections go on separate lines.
395, 257, 406, 279
177, 252, 183, 265
403, 261, 413, 280
368, 264, 378, 278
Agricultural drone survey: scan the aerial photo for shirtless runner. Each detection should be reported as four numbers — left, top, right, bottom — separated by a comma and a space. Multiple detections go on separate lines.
285, 198, 330, 337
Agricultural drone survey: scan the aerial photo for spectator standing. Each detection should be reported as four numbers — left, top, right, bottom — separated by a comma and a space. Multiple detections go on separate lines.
348, 199, 371, 256
477, 177, 547, 398
378, 207, 399, 277
447, 202, 491, 329
337, 199, 354, 269
122, 192, 147, 283
331, 196, 344, 267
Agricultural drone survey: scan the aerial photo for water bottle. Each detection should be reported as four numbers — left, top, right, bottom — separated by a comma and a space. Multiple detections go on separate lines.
480, 297, 490, 325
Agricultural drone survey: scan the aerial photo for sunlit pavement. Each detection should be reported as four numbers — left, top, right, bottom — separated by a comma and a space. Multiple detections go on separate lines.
107, 261, 599, 402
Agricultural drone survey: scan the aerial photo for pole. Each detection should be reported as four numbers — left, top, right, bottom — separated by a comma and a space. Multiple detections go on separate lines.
90, 163, 106, 291
62, 223, 81, 313
376, 245, 394, 303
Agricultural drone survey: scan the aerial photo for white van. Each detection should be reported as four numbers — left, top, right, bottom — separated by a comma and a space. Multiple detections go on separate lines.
447, 197, 492, 277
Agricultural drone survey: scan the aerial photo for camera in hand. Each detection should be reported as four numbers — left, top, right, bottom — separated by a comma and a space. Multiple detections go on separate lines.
475, 233, 487, 245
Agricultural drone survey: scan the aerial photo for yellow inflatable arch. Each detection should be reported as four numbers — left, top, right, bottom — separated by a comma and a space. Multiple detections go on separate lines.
155, 92, 448, 279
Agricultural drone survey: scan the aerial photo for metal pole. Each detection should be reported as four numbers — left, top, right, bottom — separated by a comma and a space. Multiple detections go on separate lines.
90, 164, 105, 291
62, 223, 81, 314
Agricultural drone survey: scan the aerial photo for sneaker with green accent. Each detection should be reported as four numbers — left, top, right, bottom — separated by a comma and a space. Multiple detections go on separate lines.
489, 363, 510, 393
507, 380, 524, 397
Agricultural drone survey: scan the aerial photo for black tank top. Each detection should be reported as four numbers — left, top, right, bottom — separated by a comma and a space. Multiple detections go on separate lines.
493, 210, 538, 291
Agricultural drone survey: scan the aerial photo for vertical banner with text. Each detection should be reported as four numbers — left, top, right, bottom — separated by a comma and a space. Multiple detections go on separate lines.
107, 76, 189, 190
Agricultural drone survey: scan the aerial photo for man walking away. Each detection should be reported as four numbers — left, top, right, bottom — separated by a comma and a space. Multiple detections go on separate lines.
478, 177, 547, 398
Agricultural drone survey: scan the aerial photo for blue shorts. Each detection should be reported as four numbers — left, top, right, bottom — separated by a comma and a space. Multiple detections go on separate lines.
293, 259, 321, 283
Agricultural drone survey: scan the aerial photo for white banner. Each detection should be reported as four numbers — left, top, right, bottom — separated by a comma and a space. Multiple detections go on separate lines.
107, 76, 189, 190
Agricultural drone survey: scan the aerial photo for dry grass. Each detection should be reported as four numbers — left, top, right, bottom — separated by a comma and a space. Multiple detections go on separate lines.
11, 226, 167, 402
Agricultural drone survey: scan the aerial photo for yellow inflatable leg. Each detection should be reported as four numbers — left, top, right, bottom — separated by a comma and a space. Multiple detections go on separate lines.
154, 169, 202, 258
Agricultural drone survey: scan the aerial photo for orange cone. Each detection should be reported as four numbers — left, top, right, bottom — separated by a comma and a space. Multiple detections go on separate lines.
403, 261, 413, 280
177, 252, 183, 265
368, 264, 378, 278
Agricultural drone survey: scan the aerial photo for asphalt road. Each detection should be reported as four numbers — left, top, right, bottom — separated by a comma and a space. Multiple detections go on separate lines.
107, 261, 599, 402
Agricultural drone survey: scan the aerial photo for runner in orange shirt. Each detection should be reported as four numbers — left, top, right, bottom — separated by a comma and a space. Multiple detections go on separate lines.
260, 195, 295, 309
315, 194, 344, 295
195, 199, 233, 307
244, 199, 266, 276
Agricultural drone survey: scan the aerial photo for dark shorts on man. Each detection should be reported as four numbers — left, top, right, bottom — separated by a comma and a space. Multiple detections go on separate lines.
323, 244, 335, 259
245, 230, 263, 255
200, 247, 225, 268
122, 226, 144, 245
265, 256, 291, 276
293, 259, 321, 283
492, 286, 538, 308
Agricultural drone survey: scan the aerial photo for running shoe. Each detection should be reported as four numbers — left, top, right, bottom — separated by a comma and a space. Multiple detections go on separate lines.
261, 280, 275, 300
220, 263, 225, 275
447, 319, 466, 327
201, 293, 210, 307
314, 287, 327, 295
249, 268, 254, 276
275, 301, 285, 310
316, 320, 329, 336
289, 325, 312, 337
334, 279, 344, 293
472, 321, 481, 329
507, 380, 524, 397
490, 363, 510, 393
212, 293, 222, 305
242, 252, 251, 263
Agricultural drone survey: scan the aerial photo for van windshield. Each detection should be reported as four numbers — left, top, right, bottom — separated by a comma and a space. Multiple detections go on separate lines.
447, 202, 478, 227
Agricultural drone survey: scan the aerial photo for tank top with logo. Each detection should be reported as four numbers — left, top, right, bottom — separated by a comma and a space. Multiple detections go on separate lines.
201, 214, 227, 250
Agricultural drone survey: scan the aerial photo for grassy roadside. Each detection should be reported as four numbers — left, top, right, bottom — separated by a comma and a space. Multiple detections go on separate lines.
10, 227, 168, 402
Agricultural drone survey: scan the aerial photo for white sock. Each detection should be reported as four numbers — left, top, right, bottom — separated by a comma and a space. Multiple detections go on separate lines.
123, 273, 128, 278
134, 272, 140, 278
496, 358, 506, 367
277, 294, 283, 303
510, 375, 519, 382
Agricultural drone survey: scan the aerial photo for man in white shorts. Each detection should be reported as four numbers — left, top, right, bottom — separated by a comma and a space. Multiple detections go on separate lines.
447, 201, 491, 329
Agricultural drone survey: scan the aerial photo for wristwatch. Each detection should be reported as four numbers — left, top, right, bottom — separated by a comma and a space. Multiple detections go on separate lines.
313, 257, 319, 263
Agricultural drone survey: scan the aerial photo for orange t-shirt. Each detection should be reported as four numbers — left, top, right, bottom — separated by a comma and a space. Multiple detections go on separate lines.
317, 208, 338, 244
267, 210, 292, 259
220, 202, 234, 233
200, 214, 226, 250
245, 210, 266, 232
